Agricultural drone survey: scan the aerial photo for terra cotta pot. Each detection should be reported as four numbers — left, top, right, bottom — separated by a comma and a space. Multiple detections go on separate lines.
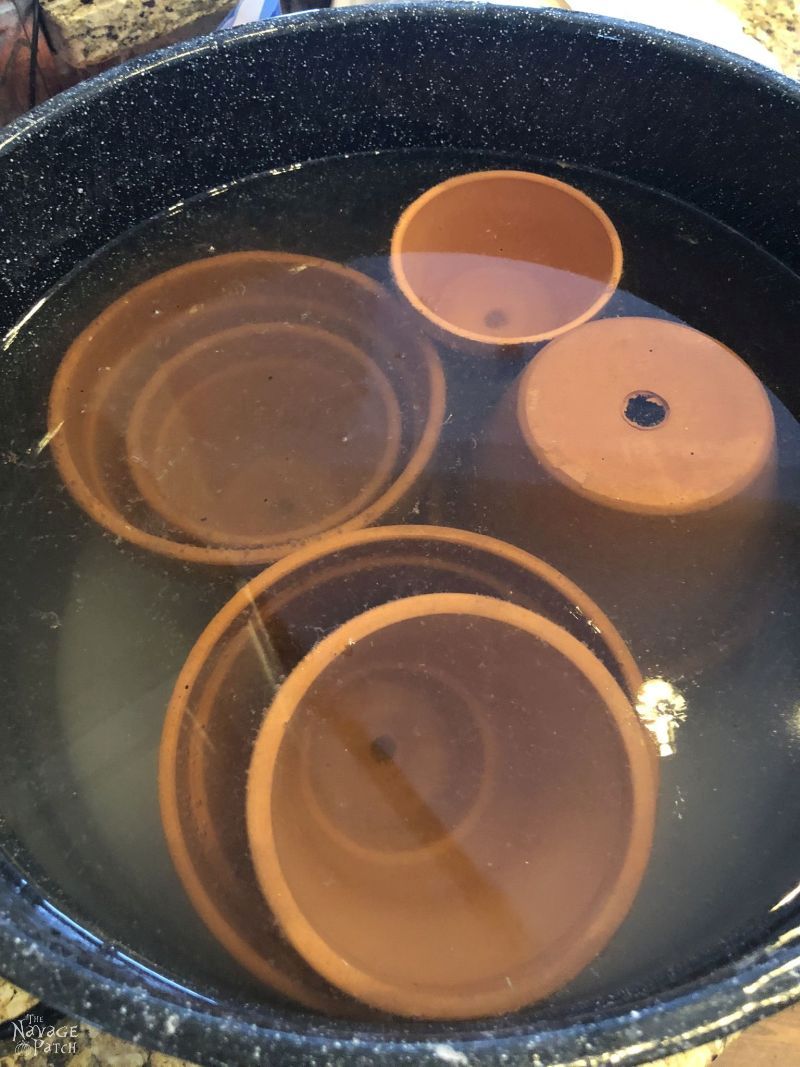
159, 524, 647, 1011
49, 251, 445, 565
390, 169, 622, 349
246, 592, 658, 1019
478, 316, 777, 675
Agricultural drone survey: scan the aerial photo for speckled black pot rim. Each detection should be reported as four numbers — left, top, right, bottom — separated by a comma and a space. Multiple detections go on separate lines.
1, 6, 800, 1066
3, 843, 800, 1066
2, 3, 799, 156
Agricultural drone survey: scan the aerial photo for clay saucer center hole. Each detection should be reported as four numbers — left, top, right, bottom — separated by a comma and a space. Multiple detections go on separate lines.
623, 390, 670, 430
484, 308, 509, 330
370, 734, 397, 764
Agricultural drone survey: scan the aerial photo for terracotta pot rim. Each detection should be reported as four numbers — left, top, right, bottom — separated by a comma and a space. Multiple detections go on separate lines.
49, 251, 445, 566
163, 523, 642, 704
158, 668, 339, 1010
515, 316, 777, 516
158, 525, 644, 999
125, 320, 403, 549
390, 169, 623, 347
246, 592, 658, 1019
158, 669, 342, 1012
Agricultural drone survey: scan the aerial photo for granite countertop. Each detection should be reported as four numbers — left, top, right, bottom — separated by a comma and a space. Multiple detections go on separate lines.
1, 0, 799, 1064
728, 0, 799, 75
39, 0, 231, 67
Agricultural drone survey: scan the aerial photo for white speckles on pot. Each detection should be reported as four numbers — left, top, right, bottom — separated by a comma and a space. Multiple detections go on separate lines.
433, 1045, 470, 1065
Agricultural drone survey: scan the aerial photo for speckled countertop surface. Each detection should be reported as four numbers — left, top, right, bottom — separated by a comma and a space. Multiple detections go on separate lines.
40, 0, 231, 67
0, 1, 798, 1065
728, 0, 799, 75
